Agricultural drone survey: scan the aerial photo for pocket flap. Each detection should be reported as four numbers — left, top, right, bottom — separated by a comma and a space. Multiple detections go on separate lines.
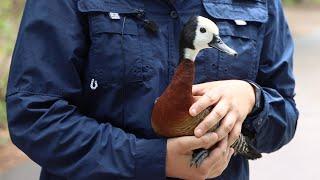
78, 0, 139, 35
90, 16, 138, 35
203, 0, 268, 23
78, 0, 138, 14
218, 22, 258, 39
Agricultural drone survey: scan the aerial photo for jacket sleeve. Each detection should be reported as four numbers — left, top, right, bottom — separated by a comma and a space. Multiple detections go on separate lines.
6, 0, 166, 179
244, 0, 299, 153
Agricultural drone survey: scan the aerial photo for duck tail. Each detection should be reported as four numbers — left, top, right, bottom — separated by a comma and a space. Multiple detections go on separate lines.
231, 134, 262, 160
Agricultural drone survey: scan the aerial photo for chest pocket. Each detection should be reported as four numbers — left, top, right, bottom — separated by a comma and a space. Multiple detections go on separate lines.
78, 0, 150, 86
199, 0, 268, 81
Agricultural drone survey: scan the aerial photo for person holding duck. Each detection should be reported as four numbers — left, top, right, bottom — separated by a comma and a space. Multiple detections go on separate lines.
6, 0, 298, 180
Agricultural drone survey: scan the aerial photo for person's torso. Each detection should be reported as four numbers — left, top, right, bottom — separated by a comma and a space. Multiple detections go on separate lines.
77, 0, 269, 179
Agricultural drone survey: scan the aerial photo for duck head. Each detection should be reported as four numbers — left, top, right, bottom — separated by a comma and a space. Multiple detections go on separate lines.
180, 16, 238, 61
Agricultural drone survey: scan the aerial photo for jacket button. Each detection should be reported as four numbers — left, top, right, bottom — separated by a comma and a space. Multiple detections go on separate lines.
170, 11, 178, 19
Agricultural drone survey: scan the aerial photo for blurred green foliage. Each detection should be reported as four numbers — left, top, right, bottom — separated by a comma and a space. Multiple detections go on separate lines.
283, 0, 320, 5
0, 0, 25, 128
0, 0, 24, 56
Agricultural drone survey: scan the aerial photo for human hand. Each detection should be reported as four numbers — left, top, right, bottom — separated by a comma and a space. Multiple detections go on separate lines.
166, 133, 231, 180
207, 137, 234, 178
189, 80, 255, 146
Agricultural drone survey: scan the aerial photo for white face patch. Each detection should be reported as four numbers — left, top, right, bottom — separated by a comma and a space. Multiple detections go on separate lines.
182, 16, 221, 61
193, 16, 219, 52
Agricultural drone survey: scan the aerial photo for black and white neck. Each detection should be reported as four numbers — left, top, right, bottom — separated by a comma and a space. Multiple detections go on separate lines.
181, 48, 199, 62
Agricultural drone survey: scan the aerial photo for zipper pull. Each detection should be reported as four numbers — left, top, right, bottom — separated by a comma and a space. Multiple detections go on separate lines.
135, 9, 145, 18
134, 9, 159, 34
143, 19, 159, 33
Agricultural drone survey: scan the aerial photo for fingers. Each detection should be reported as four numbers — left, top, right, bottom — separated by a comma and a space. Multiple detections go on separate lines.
206, 146, 234, 179
227, 148, 234, 161
192, 138, 233, 179
228, 123, 242, 146
192, 96, 202, 103
192, 83, 210, 96
190, 90, 221, 117
194, 100, 230, 137
202, 137, 228, 167
221, 147, 234, 166
215, 112, 237, 141
179, 133, 219, 151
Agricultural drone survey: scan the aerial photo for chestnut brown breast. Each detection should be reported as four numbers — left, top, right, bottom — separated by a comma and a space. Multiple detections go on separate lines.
151, 59, 217, 137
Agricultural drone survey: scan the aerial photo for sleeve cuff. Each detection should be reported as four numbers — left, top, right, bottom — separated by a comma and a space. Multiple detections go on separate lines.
135, 138, 167, 180
244, 88, 270, 134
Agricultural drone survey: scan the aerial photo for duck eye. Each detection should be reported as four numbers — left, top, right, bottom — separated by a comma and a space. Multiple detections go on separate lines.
200, 27, 206, 33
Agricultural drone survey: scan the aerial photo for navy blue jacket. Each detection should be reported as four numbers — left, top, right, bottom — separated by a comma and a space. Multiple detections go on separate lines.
6, 0, 298, 179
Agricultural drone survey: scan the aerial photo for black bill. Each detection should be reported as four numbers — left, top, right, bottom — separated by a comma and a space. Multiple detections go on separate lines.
208, 36, 238, 57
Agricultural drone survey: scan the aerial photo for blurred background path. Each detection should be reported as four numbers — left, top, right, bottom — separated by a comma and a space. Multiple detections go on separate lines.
250, 10, 320, 179
1, 3, 320, 180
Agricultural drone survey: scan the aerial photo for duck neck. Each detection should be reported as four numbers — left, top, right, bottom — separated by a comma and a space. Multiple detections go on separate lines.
169, 58, 195, 100
172, 47, 199, 92
180, 48, 199, 62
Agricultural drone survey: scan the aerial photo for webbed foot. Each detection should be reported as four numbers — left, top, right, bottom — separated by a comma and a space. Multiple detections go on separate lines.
190, 148, 210, 168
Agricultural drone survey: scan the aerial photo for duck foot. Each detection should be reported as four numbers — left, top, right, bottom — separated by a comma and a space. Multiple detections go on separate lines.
190, 148, 210, 168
